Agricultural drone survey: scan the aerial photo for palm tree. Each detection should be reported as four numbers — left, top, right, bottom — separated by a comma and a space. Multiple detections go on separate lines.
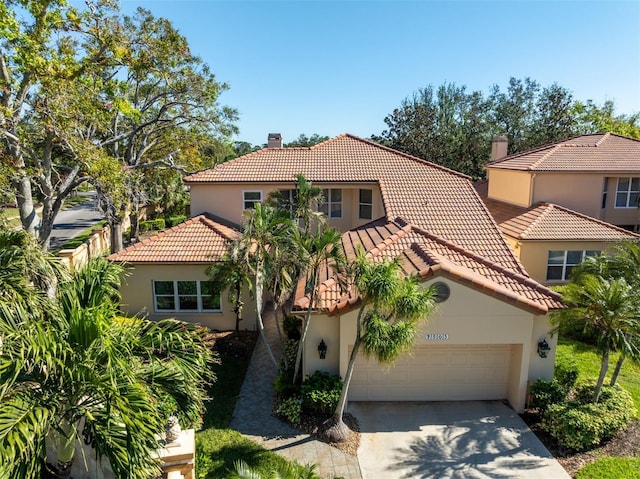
237, 203, 296, 368
268, 174, 325, 236
568, 244, 640, 386
0, 255, 215, 479
552, 273, 640, 402
324, 250, 436, 442
292, 226, 346, 383
207, 244, 254, 332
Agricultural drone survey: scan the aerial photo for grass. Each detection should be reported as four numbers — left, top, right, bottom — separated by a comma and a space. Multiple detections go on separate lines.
52, 220, 107, 252
196, 345, 319, 479
575, 457, 640, 478
556, 335, 640, 415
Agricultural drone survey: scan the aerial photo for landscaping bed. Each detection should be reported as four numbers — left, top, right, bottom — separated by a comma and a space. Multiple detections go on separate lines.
523, 413, 640, 477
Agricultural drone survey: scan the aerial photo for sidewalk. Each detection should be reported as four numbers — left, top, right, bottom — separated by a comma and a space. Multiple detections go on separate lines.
230, 306, 362, 479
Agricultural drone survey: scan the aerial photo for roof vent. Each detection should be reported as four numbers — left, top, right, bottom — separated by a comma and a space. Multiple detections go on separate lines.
491, 136, 508, 160
267, 133, 283, 148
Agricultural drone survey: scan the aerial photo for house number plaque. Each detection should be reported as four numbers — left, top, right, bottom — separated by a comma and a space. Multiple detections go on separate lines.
425, 333, 449, 340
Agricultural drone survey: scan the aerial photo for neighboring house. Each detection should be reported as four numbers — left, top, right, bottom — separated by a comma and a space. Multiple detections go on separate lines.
171, 133, 562, 413
485, 133, 640, 232
476, 180, 640, 285
108, 214, 257, 331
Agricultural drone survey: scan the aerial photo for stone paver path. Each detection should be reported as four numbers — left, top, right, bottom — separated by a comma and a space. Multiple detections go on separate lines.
230, 306, 362, 479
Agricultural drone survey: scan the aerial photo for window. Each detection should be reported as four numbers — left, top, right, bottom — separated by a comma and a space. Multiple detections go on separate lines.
319, 188, 342, 218
546, 250, 600, 282
243, 191, 262, 210
359, 189, 373, 220
277, 189, 299, 216
153, 281, 221, 312
615, 177, 640, 208
601, 178, 608, 209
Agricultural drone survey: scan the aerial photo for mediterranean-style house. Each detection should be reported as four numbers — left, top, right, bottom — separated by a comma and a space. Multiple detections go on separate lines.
475, 180, 640, 285
485, 133, 640, 232
110, 133, 565, 413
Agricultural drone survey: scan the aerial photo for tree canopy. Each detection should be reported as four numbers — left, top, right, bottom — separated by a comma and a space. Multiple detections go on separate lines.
0, 0, 237, 249
376, 77, 640, 178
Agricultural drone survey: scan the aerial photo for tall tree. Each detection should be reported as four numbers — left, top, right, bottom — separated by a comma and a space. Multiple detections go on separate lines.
0, 234, 215, 478
0, 0, 124, 248
97, 8, 238, 248
324, 251, 436, 442
378, 82, 490, 178
207, 244, 253, 332
292, 226, 345, 383
237, 203, 295, 368
0, 1, 237, 250
552, 273, 640, 402
284, 134, 329, 148
573, 100, 640, 139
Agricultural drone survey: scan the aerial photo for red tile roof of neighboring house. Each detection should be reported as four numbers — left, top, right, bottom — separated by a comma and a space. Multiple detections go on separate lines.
186, 134, 526, 275
475, 181, 640, 241
107, 214, 239, 263
293, 219, 563, 315
485, 133, 640, 172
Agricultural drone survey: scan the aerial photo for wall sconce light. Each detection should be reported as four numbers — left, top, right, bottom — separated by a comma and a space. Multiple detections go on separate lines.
318, 339, 327, 359
537, 338, 551, 358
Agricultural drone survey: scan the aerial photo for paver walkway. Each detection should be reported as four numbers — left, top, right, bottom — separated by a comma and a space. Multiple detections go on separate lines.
230, 305, 362, 479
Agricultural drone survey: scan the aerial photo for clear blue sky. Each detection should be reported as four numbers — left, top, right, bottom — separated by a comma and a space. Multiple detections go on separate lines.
120, 0, 640, 146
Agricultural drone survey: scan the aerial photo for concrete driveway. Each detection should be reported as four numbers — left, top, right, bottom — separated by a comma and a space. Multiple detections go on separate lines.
350, 401, 570, 479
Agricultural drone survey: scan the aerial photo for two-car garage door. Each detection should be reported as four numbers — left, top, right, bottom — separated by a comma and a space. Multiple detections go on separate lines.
349, 344, 512, 401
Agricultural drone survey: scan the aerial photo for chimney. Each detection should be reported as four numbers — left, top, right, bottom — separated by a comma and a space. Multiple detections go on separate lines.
491, 136, 508, 160
267, 133, 283, 148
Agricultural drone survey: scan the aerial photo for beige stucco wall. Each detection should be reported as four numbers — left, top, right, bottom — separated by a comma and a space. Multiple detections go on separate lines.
119, 263, 257, 331
601, 176, 640, 229
189, 182, 384, 231
531, 173, 604, 218
305, 277, 555, 412
487, 169, 533, 207
515, 239, 621, 285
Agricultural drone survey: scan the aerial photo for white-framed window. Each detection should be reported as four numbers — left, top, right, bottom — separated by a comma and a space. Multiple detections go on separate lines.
359, 189, 373, 220
546, 250, 601, 282
319, 188, 342, 218
243, 190, 262, 210
615, 177, 640, 208
153, 280, 221, 312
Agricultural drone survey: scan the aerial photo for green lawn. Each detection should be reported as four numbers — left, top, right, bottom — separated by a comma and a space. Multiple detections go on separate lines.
196, 345, 319, 479
52, 220, 107, 252
575, 457, 640, 478
556, 336, 640, 415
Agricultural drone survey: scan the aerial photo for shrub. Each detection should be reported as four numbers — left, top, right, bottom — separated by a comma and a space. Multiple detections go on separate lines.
166, 215, 187, 227
554, 360, 579, 392
542, 383, 636, 451
275, 396, 302, 426
280, 339, 299, 374
273, 371, 299, 398
283, 314, 301, 340
530, 378, 565, 412
300, 371, 342, 416
139, 218, 165, 232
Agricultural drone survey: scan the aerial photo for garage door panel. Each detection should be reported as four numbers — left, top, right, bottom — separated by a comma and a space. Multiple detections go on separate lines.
350, 344, 512, 402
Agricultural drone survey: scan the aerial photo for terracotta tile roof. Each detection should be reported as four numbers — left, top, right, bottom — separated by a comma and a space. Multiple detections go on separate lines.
485, 133, 640, 172
107, 214, 240, 263
186, 134, 525, 274
475, 181, 640, 241
293, 219, 564, 316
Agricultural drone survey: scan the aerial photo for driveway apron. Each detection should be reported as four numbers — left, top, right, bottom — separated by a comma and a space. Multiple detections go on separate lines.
350, 401, 570, 479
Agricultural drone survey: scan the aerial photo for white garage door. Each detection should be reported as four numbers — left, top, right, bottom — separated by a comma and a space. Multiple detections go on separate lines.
350, 344, 512, 401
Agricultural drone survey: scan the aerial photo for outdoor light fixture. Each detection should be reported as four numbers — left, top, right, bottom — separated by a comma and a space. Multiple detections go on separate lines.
318, 339, 327, 359
537, 338, 551, 358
